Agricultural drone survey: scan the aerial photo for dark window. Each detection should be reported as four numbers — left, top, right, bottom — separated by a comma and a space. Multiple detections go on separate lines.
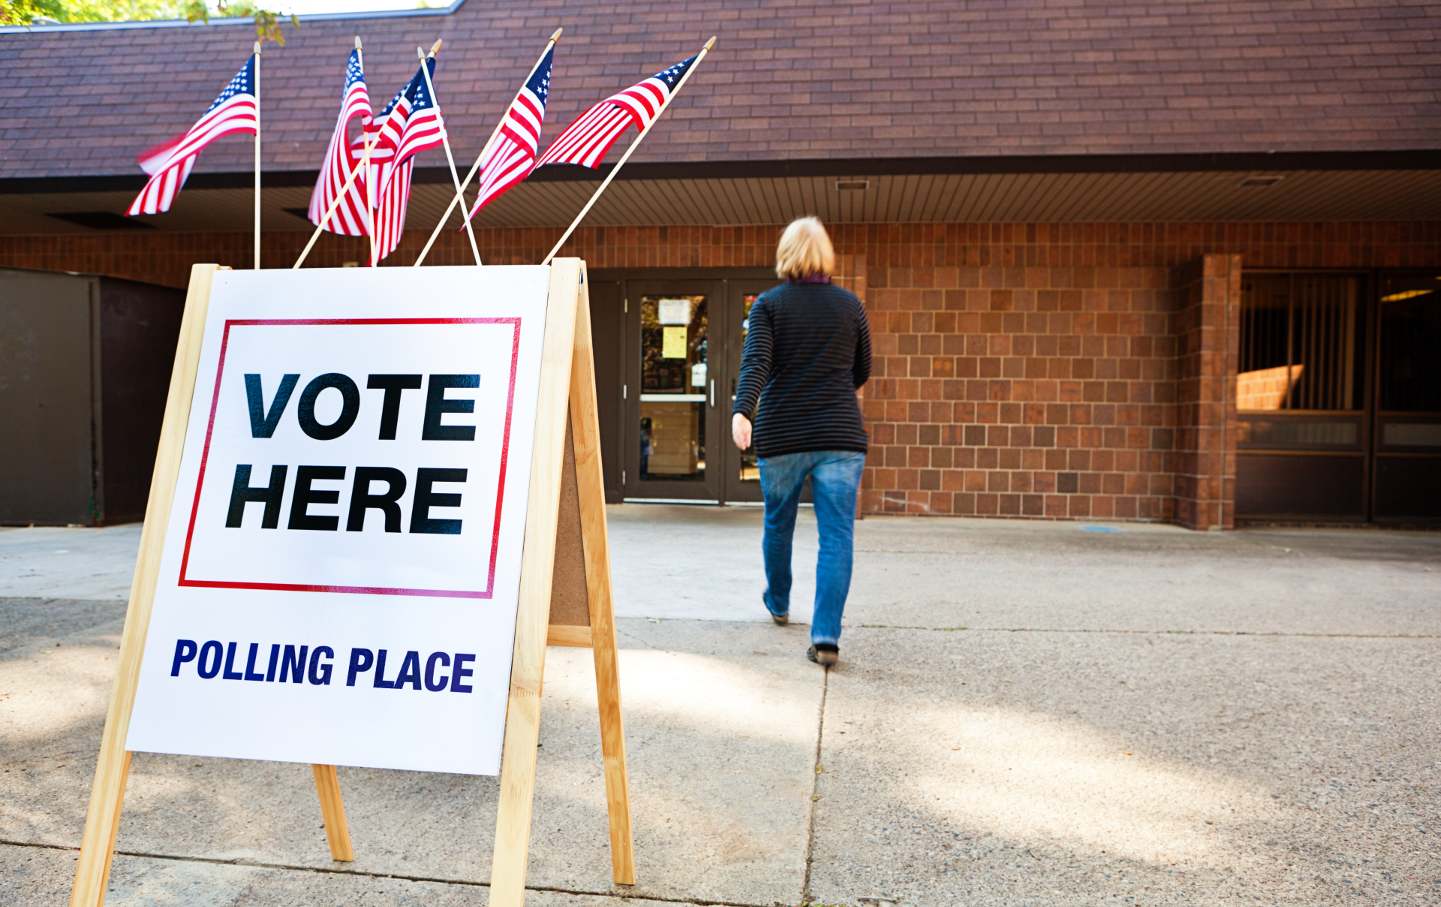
1238, 274, 1364, 412
1378, 278, 1441, 413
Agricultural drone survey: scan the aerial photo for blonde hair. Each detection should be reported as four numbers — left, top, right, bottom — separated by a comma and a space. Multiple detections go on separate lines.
774, 216, 836, 280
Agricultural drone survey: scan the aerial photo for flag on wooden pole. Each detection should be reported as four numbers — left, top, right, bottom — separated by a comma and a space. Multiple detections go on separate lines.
539, 38, 715, 265
460, 45, 555, 224
126, 54, 258, 216
413, 28, 562, 267
364, 57, 445, 264
308, 47, 372, 237
252, 42, 261, 269
535, 52, 697, 170
417, 42, 482, 265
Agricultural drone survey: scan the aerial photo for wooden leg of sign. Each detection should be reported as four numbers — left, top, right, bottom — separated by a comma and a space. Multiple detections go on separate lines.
92, 751, 132, 901
310, 765, 354, 861
546, 625, 593, 647
584, 513, 635, 885
70, 265, 219, 907
569, 270, 636, 885
489, 259, 582, 906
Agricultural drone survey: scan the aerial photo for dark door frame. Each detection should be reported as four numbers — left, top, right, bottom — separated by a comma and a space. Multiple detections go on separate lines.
1235, 268, 1372, 522
623, 277, 727, 502
1236, 265, 1441, 523
591, 268, 777, 504
721, 275, 780, 504
1370, 268, 1441, 524
585, 277, 627, 503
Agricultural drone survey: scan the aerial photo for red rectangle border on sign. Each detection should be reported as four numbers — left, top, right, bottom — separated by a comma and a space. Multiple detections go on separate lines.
177, 317, 524, 600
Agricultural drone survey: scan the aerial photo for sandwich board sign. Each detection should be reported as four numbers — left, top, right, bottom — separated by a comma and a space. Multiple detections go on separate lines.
70, 261, 633, 906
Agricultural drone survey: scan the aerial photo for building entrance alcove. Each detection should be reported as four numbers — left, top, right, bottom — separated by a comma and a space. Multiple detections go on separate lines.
1236, 269, 1441, 523
588, 269, 776, 504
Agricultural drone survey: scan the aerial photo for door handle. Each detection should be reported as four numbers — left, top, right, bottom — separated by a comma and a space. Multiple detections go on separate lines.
709, 379, 715, 408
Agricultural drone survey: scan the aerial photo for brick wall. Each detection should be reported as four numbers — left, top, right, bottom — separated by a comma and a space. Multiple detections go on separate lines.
0, 226, 788, 289
4, 222, 1437, 292
860, 254, 1178, 521
842, 223, 1439, 522
1171, 255, 1242, 531
2, 221, 1438, 527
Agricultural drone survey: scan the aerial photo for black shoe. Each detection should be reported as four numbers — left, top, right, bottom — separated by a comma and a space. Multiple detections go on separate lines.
763, 596, 788, 626
807, 644, 839, 667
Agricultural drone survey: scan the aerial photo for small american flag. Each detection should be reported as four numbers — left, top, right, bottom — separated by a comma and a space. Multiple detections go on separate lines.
308, 49, 371, 237
535, 53, 696, 170
369, 58, 444, 170
462, 46, 553, 223
361, 58, 445, 263
127, 55, 257, 216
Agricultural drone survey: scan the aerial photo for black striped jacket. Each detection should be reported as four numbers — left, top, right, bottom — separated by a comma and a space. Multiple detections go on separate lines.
734, 280, 871, 458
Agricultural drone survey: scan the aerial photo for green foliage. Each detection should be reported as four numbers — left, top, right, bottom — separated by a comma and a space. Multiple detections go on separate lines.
185, 2, 301, 47
0, 0, 298, 45
0, 0, 64, 24
3, 1, 186, 24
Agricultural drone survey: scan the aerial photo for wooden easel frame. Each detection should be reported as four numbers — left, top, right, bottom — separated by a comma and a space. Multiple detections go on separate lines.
69, 259, 633, 907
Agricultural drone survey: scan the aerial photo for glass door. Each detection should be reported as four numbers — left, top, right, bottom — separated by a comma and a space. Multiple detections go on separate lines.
1372, 272, 1441, 521
1234, 272, 1369, 520
723, 281, 774, 503
624, 280, 725, 501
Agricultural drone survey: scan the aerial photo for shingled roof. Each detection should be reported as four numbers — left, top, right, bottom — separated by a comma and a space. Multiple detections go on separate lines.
1, 0, 1438, 183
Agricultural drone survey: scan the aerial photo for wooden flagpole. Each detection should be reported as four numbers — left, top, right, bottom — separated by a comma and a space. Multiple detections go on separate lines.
355, 37, 378, 269
540, 36, 716, 266
418, 40, 482, 266
253, 41, 262, 269
413, 27, 562, 268
293, 122, 384, 270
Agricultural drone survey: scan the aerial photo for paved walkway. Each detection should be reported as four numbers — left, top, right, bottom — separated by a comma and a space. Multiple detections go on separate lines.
2, 508, 1439, 905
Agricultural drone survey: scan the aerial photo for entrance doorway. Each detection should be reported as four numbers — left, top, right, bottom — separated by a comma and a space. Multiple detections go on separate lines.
1373, 272, 1441, 519
1235, 269, 1441, 522
587, 270, 775, 504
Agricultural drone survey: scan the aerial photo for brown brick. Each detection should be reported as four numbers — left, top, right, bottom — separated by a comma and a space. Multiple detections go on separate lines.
7, 223, 1434, 533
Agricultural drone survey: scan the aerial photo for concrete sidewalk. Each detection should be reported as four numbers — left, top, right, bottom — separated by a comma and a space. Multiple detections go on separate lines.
2, 508, 1439, 905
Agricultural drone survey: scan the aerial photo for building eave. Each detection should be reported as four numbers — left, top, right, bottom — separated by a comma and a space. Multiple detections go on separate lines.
3, 149, 1438, 197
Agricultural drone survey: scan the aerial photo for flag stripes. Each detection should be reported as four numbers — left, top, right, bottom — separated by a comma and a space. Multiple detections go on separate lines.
362, 58, 443, 264
370, 158, 413, 264
534, 53, 695, 171
126, 55, 257, 217
535, 105, 630, 170
607, 80, 669, 127
308, 49, 371, 237
464, 46, 553, 222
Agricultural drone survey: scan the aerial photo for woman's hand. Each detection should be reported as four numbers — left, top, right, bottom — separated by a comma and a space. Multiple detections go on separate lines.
731, 413, 752, 450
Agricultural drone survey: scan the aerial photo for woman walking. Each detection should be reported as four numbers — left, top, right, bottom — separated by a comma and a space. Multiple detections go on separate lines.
732, 217, 871, 667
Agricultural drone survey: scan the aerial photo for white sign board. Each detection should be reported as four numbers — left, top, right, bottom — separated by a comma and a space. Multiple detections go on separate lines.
658, 298, 691, 325
126, 266, 550, 775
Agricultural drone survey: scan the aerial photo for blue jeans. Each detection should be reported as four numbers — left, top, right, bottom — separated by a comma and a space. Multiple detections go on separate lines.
757, 450, 866, 648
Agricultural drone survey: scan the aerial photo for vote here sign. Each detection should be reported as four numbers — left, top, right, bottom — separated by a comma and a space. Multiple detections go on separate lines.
126, 266, 550, 775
